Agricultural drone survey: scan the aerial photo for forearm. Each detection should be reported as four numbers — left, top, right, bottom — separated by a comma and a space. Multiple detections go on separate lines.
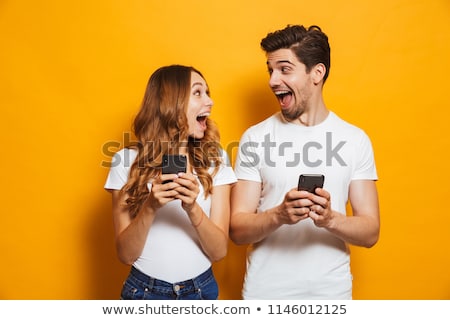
327, 180, 380, 248
326, 211, 380, 248
115, 206, 156, 265
230, 206, 282, 245
189, 203, 229, 262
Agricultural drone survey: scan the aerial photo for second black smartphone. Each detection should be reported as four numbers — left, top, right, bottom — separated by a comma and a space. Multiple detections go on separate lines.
162, 155, 187, 182
298, 174, 325, 194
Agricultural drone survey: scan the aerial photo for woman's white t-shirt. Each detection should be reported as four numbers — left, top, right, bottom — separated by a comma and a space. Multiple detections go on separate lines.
104, 148, 236, 283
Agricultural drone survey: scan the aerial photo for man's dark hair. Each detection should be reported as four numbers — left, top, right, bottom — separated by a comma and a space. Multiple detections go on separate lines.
261, 25, 331, 82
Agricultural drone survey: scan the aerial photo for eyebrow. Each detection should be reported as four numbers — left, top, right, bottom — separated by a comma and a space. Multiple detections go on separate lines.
191, 82, 204, 87
191, 82, 209, 92
266, 59, 295, 66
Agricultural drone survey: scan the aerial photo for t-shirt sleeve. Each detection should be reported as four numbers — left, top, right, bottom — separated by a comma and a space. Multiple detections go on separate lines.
233, 129, 262, 183
352, 131, 378, 181
213, 149, 237, 186
104, 149, 134, 190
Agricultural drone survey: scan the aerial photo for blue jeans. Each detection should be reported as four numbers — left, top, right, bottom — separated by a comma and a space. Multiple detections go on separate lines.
120, 266, 219, 300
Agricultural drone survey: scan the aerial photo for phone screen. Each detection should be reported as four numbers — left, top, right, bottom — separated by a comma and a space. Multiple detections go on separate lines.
162, 154, 187, 174
298, 174, 325, 194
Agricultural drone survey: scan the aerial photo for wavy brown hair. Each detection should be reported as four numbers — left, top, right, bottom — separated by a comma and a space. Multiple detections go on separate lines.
122, 65, 222, 217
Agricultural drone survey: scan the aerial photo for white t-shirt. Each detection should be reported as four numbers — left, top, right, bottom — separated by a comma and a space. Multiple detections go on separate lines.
104, 148, 236, 283
234, 111, 378, 299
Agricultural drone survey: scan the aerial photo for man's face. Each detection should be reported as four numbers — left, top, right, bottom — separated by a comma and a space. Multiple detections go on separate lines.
266, 48, 313, 122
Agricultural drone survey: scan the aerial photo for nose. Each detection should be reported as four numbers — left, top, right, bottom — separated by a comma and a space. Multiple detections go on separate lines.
268, 71, 281, 88
205, 95, 214, 107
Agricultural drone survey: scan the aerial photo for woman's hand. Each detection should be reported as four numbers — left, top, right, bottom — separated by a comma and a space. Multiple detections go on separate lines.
172, 172, 200, 213
148, 173, 181, 210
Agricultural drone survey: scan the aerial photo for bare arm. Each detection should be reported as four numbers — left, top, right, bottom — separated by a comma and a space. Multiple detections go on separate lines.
184, 184, 231, 261
230, 180, 313, 245
109, 172, 197, 265
309, 179, 380, 247
111, 171, 234, 265
110, 189, 157, 265
172, 173, 231, 262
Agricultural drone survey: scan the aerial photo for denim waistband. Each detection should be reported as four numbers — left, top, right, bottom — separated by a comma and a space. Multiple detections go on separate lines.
130, 266, 213, 294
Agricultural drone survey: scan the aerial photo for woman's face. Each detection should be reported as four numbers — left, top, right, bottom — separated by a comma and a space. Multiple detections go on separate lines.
186, 71, 213, 139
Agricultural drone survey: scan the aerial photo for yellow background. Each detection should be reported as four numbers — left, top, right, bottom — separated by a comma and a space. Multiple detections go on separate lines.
1, 0, 449, 299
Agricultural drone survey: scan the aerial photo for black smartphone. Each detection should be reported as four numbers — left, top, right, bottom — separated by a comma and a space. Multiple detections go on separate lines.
162, 154, 187, 184
298, 174, 325, 194
162, 154, 187, 174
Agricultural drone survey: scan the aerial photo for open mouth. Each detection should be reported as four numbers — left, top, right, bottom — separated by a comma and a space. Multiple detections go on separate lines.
196, 112, 210, 129
275, 90, 292, 107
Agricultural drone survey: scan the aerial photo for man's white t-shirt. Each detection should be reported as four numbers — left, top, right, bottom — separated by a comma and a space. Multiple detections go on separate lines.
234, 111, 378, 299
105, 148, 236, 283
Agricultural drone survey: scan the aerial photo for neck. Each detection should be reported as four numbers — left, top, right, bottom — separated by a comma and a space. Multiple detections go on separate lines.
297, 104, 329, 126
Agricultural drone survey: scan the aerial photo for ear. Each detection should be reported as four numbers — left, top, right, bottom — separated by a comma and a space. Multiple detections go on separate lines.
311, 63, 326, 85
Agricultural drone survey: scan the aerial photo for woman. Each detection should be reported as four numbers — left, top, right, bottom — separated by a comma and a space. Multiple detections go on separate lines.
104, 65, 236, 299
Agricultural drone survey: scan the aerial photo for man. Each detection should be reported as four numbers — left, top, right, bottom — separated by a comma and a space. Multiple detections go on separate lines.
230, 25, 380, 299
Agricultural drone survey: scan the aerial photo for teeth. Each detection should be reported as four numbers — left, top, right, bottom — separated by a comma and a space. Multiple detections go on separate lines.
197, 112, 210, 117
275, 90, 290, 96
